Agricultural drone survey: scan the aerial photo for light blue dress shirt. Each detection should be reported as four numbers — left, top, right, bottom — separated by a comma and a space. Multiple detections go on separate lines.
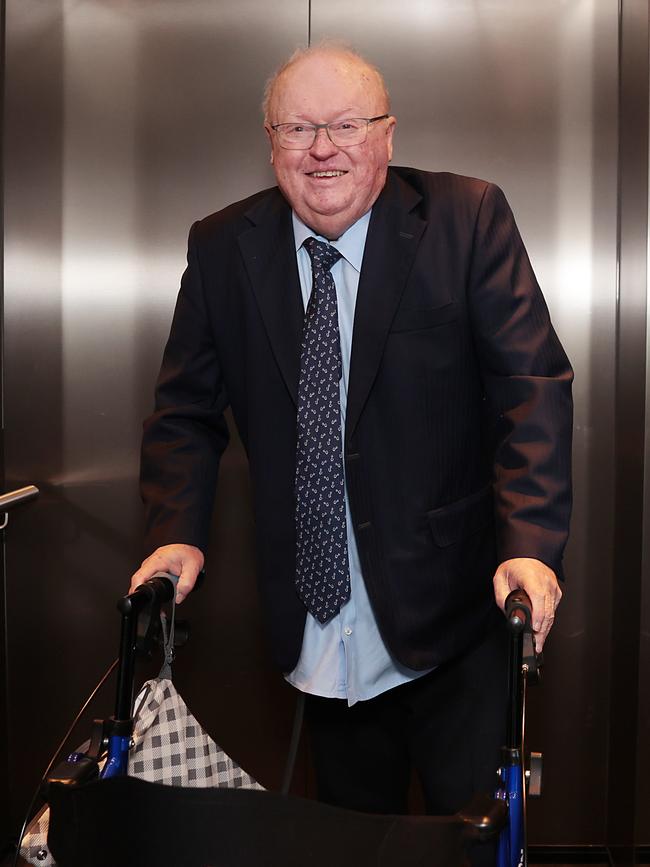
285, 210, 431, 706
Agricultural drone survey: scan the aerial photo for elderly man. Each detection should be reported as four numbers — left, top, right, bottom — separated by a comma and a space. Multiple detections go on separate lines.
130, 44, 572, 820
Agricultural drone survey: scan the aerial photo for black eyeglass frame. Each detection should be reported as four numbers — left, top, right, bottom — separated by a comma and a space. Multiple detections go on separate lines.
270, 114, 390, 149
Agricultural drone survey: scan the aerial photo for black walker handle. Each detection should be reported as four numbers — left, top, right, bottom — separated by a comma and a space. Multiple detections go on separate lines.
505, 588, 533, 633
503, 588, 541, 753
113, 570, 203, 724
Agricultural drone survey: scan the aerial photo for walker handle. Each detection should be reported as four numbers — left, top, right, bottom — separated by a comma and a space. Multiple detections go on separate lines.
118, 571, 177, 616
504, 588, 532, 633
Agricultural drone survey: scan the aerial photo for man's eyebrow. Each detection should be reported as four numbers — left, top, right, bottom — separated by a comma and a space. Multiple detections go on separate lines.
278, 109, 362, 122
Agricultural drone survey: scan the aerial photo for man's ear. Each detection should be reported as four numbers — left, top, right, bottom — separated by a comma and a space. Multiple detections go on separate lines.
386, 116, 396, 163
264, 124, 274, 164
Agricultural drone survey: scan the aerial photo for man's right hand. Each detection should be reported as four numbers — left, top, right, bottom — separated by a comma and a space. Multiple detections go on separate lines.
129, 544, 205, 604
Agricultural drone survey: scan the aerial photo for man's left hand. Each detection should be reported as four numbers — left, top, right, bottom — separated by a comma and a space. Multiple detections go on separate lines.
492, 557, 562, 652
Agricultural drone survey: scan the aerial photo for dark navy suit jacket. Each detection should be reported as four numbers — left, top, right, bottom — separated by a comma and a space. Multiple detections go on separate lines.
140, 167, 573, 673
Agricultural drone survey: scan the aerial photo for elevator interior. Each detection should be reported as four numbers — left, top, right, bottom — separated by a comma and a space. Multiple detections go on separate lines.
1, 1, 647, 860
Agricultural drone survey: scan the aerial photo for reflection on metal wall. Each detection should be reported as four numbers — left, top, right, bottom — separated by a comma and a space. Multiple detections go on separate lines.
2, 0, 307, 839
1, 0, 646, 854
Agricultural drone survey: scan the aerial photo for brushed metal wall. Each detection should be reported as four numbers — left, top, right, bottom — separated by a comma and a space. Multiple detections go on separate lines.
1, 0, 644, 853
2, 0, 308, 841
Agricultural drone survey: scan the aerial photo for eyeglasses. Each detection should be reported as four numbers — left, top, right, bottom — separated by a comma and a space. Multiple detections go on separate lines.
270, 115, 389, 150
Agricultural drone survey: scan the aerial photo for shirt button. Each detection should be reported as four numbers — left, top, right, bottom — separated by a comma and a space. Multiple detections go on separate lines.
343, 626, 353, 636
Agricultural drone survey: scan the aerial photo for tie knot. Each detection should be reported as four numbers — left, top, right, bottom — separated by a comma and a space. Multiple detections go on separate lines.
303, 237, 342, 273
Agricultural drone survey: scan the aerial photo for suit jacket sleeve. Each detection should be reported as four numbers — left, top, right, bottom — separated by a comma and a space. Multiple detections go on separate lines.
467, 183, 573, 577
140, 221, 230, 556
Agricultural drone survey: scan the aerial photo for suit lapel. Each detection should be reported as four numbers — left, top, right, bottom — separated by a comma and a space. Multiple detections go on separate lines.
346, 172, 427, 440
238, 192, 303, 406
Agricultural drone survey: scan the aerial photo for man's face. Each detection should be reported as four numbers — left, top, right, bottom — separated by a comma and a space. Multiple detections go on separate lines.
265, 52, 396, 240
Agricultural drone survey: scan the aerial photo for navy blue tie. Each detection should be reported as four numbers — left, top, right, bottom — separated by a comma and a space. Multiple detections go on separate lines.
295, 237, 351, 623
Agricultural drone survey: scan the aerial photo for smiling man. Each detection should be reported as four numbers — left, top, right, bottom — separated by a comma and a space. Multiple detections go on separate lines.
131, 44, 572, 831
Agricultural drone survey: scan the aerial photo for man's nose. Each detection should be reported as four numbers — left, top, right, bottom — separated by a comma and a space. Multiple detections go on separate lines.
309, 127, 339, 157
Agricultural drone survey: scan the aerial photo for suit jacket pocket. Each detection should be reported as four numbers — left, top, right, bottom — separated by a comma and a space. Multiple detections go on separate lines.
390, 301, 458, 333
427, 485, 494, 548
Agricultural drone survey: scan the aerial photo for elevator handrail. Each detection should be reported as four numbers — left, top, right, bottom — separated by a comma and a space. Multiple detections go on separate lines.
0, 484, 39, 510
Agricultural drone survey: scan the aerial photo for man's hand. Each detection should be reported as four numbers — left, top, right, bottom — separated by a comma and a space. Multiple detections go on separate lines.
492, 557, 562, 652
129, 544, 205, 604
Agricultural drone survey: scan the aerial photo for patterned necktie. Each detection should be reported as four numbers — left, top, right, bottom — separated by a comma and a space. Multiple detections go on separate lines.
295, 237, 351, 623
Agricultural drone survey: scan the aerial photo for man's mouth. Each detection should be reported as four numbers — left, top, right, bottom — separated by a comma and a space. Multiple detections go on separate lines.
307, 170, 347, 178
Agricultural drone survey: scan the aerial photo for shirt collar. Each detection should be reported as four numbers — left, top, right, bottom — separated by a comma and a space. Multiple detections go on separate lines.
292, 209, 372, 273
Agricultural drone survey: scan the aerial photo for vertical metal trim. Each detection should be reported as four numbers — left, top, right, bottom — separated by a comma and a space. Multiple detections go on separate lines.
615, 0, 623, 316
0, 0, 9, 849
638, 0, 650, 848
0, 0, 4, 440
608, 0, 649, 862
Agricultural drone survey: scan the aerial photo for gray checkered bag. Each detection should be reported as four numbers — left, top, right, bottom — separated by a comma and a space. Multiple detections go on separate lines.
128, 676, 264, 790
127, 592, 264, 789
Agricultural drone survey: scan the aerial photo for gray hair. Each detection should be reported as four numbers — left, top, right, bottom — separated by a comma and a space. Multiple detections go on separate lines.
262, 40, 391, 122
